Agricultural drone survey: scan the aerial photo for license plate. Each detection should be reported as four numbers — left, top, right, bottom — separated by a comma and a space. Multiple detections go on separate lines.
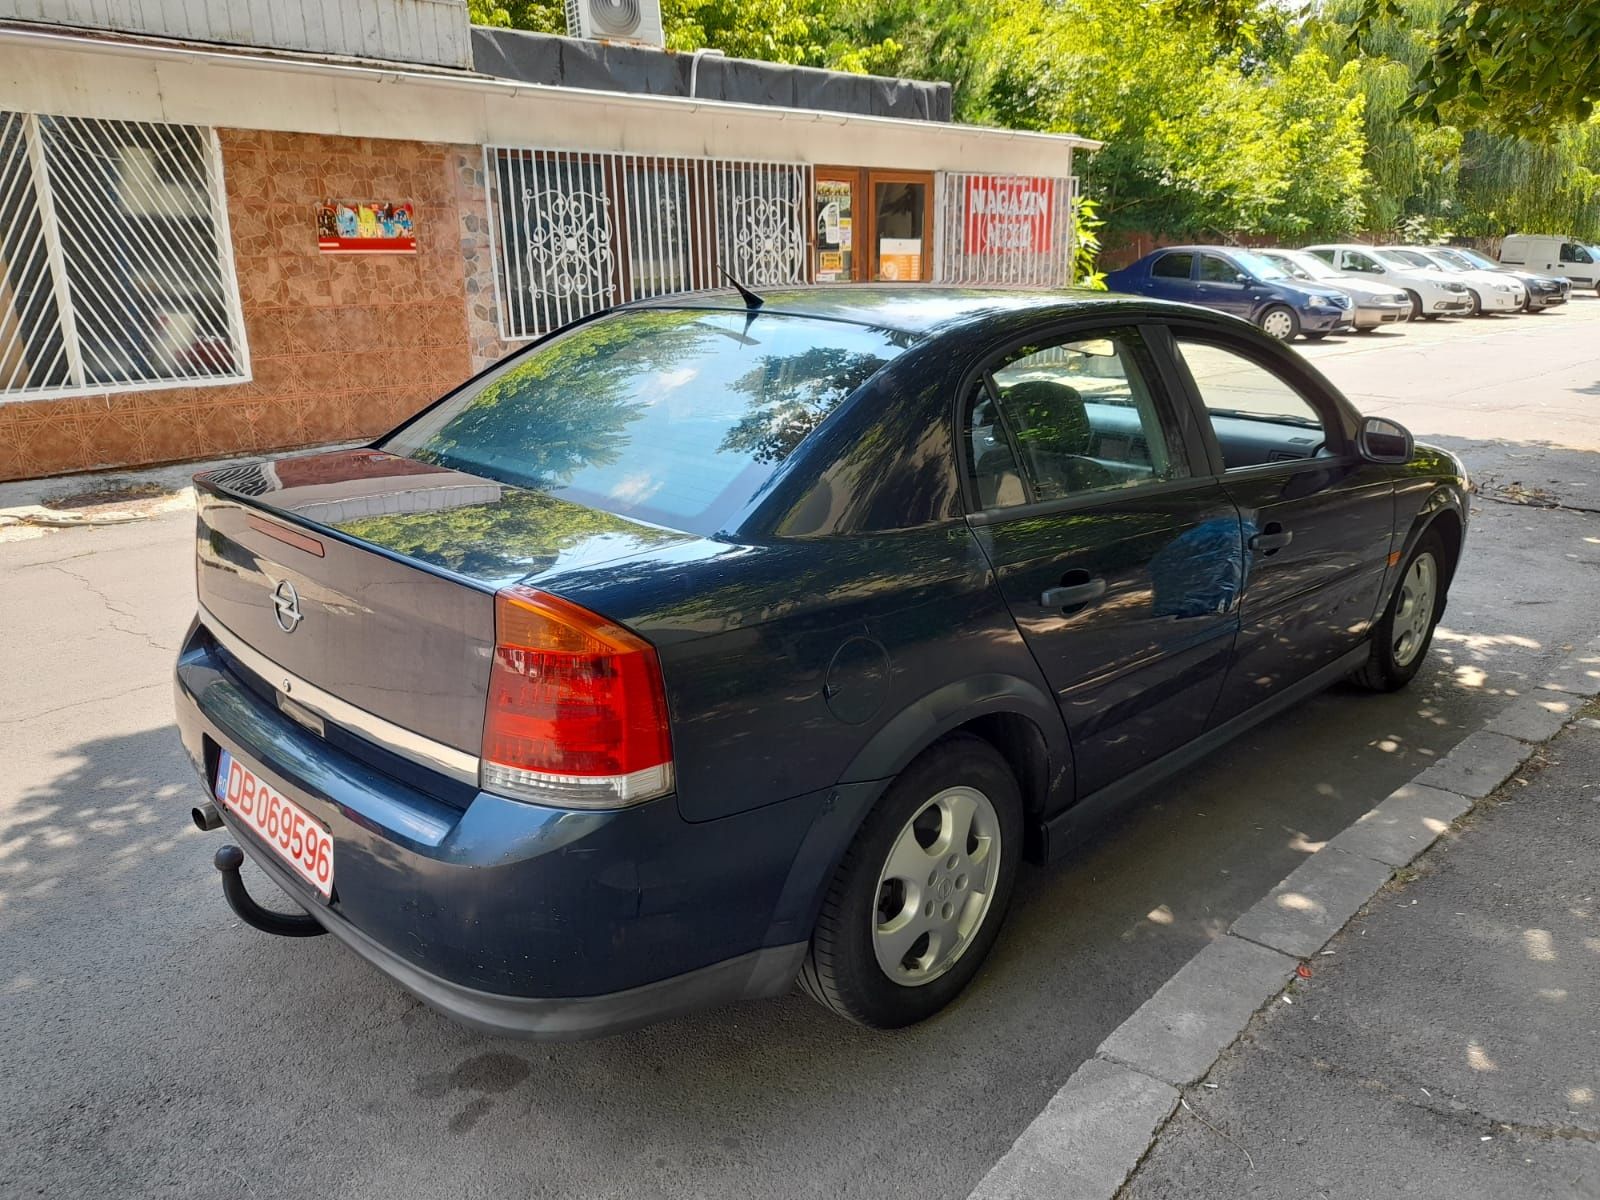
214, 750, 334, 897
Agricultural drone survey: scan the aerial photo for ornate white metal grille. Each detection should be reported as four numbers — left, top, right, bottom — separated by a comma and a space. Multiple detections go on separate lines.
0, 111, 247, 401
487, 146, 812, 340
936, 172, 1077, 288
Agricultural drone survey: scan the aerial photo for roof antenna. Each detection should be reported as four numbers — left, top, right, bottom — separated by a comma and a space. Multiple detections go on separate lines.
719, 267, 765, 311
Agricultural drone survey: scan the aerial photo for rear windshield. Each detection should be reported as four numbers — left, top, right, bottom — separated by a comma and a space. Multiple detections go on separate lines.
381, 309, 910, 535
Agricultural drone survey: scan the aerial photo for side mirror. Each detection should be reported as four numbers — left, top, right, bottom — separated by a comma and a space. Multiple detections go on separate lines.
1358, 416, 1414, 464
1234, 272, 1252, 285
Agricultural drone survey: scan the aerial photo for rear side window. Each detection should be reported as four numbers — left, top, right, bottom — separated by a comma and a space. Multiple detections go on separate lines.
1152, 252, 1193, 279
382, 311, 909, 536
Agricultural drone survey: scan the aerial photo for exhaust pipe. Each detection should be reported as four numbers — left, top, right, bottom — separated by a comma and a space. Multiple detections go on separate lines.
191, 802, 223, 831
213, 844, 327, 938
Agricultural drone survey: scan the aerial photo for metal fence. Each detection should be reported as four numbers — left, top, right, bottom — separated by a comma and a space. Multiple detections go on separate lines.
0, 111, 247, 401
486, 145, 813, 340
936, 172, 1077, 287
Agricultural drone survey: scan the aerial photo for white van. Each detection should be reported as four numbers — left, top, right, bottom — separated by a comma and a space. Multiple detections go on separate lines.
1499, 235, 1600, 291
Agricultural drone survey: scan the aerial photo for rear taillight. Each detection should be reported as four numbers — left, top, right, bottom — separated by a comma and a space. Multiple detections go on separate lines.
480, 586, 673, 808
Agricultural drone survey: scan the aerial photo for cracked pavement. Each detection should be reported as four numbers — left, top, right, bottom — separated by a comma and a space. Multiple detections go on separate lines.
1125, 718, 1600, 1199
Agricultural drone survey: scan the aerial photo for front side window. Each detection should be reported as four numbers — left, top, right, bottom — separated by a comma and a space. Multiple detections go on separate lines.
0, 111, 246, 400
1151, 252, 1194, 280
1174, 338, 1326, 471
1344, 251, 1383, 273
1560, 243, 1593, 264
1198, 254, 1241, 284
383, 310, 907, 536
967, 329, 1185, 508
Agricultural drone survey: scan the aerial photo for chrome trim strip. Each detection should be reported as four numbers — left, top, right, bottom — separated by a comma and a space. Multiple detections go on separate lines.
199, 606, 481, 786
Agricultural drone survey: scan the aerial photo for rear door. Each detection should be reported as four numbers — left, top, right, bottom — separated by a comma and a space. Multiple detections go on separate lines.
964, 322, 1243, 797
1158, 326, 1396, 726
1144, 251, 1198, 303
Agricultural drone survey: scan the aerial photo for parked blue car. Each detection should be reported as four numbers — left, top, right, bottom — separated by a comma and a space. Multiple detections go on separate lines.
1105, 246, 1355, 341
175, 287, 1466, 1039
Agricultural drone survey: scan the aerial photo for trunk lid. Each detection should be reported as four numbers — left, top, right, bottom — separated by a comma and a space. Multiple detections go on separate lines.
195, 449, 692, 759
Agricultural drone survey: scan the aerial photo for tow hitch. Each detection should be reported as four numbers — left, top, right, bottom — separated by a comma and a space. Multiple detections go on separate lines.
212, 843, 327, 938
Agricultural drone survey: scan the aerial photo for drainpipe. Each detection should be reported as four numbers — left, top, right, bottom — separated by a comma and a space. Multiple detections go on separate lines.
689, 48, 725, 99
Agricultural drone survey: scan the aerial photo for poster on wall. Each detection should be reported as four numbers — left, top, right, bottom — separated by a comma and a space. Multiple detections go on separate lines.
877, 237, 922, 281
317, 201, 417, 253
963, 177, 1055, 254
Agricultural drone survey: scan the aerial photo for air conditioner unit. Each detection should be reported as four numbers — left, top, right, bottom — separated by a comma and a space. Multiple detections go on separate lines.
565, 0, 665, 47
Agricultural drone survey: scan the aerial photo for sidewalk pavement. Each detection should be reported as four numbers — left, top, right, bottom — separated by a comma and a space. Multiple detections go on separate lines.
1123, 713, 1600, 1200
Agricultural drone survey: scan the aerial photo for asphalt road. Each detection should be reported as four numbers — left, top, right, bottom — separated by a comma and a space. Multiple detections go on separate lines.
5, 301, 1600, 1200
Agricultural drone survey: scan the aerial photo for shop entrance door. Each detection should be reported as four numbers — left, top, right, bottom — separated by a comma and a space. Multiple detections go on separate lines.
868, 170, 932, 282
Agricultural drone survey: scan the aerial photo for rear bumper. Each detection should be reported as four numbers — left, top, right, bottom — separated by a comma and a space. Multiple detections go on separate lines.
174, 618, 866, 1038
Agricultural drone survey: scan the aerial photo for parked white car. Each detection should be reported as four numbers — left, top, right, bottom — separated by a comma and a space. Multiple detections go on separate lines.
1388, 246, 1525, 315
1437, 246, 1570, 311
1304, 244, 1473, 320
1256, 248, 1412, 331
1498, 234, 1600, 292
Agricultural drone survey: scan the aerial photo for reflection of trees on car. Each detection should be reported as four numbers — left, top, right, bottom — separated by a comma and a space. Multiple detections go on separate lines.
406, 311, 708, 487
337, 487, 681, 578
720, 346, 891, 464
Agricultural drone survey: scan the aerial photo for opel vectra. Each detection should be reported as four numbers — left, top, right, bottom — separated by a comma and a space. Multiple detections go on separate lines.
175, 287, 1467, 1038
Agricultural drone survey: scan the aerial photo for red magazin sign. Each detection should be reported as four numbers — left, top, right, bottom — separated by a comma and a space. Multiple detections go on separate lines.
964, 177, 1055, 254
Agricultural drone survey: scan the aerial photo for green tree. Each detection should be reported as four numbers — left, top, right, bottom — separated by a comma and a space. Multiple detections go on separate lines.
1355, 0, 1600, 139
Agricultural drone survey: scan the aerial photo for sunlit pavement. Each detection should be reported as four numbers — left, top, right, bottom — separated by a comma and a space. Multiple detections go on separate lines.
4, 303, 1600, 1200
1126, 717, 1600, 1199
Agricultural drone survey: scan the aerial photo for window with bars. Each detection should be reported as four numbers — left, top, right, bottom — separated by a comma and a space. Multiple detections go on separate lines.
487, 146, 813, 341
0, 111, 247, 401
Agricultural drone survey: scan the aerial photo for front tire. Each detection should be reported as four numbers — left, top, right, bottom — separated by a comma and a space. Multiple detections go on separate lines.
1466, 288, 1483, 316
1404, 290, 1423, 320
799, 733, 1023, 1029
1259, 305, 1300, 341
1352, 529, 1448, 692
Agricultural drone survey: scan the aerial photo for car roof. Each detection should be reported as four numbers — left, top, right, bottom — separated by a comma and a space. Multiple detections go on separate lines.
625, 285, 1165, 337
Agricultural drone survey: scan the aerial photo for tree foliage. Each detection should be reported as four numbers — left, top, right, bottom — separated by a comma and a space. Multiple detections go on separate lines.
1355, 0, 1600, 139
468, 0, 1600, 245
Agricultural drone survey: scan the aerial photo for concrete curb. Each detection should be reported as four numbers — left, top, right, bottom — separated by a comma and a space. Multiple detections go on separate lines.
965, 660, 1595, 1200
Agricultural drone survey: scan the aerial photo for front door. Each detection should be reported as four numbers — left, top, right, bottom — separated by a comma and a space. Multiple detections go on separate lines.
867, 170, 932, 282
1194, 252, 1254, 317
1162, 329, 1397, 725
964, 324, 1243, 796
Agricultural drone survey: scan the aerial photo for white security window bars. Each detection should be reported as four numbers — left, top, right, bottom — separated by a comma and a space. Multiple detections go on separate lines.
488, 146, 813, 340
0, 111, 247, 401
936, 172, 1077, 287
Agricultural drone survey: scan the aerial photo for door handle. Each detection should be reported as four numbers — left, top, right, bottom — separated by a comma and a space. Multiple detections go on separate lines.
1041, 571, 1107, 610
1249, 523, 1293, 554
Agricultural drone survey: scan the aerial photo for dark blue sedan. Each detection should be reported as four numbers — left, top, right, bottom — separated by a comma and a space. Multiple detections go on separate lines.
175, 287, 1466, 1038
1105, 246, 1355, 340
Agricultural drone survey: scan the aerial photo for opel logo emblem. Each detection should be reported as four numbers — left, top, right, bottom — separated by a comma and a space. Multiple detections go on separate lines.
271, 579, 302, 633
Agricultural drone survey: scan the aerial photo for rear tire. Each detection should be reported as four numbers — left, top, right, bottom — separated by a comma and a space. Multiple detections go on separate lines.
799, 734, 1023, 1029
1352, 529, 1448, 692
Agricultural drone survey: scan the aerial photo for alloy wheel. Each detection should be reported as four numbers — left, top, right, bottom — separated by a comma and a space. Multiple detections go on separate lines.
1392, 552, 1438, 667
872, 786, 1002, 986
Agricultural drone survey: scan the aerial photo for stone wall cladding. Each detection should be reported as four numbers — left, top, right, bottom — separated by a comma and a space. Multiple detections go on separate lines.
453, 149, 524, 374
0, 129, 474, 482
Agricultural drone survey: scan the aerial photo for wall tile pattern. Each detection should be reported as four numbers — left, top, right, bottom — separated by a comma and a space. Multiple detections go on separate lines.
1, 129, 473, 482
